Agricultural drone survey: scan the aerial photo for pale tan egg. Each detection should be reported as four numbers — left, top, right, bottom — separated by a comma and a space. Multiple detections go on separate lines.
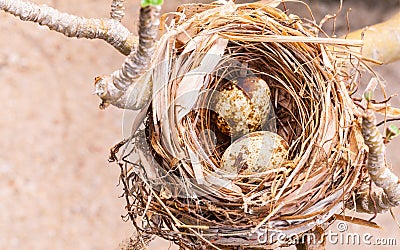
220, 131, 289, 176
213, 76, 272, 138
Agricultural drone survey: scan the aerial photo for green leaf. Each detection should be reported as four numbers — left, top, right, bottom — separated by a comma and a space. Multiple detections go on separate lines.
364, 91, 373, 102
386, 124, 400, 142
141, 0, 163, 7
388, 124, 400, 135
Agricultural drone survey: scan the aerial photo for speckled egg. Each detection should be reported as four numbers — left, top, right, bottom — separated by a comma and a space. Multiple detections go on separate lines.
213, 76, 272, 138
220, 131, 289, 176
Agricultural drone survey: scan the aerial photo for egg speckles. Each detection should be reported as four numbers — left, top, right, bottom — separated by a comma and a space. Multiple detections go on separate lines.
213, 77, 271, 138
220, 131, 289, 176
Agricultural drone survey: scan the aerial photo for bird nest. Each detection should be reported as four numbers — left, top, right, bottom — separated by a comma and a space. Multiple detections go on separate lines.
112, 1, 373, 249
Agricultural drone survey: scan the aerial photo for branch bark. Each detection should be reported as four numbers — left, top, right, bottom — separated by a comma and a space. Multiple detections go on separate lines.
0, 0, 137, 55
95, 5, 161, 110
347, 11, 400, 64
110, 0, 125, 21
354, 108, 400, 213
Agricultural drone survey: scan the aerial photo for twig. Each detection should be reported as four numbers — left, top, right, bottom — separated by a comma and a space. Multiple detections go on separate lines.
112, 5, 161, 90
110, 0, 125, 21
0, 0, 137, 55
376, 118, 400, 127
347, 11, 400, 64
95, 4, 161, 109
355, 108, 400, 213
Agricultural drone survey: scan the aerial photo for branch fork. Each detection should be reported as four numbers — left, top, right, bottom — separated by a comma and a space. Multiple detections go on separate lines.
354, 107, 400, 213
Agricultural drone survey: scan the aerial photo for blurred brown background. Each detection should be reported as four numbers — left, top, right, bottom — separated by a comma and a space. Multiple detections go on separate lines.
0, 0, 399, 249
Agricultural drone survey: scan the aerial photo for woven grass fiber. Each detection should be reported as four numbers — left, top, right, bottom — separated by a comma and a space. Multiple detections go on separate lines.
112, 1, 379, 249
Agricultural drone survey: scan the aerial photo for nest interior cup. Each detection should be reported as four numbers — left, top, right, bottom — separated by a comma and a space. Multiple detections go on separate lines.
118, 1, 371, 249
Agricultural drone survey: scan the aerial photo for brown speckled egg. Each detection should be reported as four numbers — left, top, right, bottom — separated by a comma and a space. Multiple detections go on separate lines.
213, 76, 271, 138
220, 131, 288, 176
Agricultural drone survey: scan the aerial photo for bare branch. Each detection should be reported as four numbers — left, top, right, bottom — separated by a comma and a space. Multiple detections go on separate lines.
354, 109, 400, 213
0, 0, 137, 55
353, 182, 398, 214
110, 0, 125, 21
347, 11, 400, 64
114, 5, 161, 90
95, 5, 161, 110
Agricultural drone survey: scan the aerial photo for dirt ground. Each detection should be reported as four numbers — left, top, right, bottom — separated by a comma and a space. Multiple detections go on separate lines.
0, 0, 399, 249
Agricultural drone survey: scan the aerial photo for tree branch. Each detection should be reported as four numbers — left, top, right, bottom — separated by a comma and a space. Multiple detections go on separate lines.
95, 4, 161, 110
354, 108, 400, 213
347, 11, 400, 64
352, 182, 399, 214
110, 0, 125, 21
0, 0, 137, 55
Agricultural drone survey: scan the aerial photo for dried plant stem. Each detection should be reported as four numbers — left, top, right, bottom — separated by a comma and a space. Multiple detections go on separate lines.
356, 109, 400, 213
347, 11, 400, 64
110, 0, 125, 21
0, 0, 137, 55
95, 5, 161, 110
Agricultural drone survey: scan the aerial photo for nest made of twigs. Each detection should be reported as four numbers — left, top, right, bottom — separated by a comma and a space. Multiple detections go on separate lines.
114, 1, 372, 249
